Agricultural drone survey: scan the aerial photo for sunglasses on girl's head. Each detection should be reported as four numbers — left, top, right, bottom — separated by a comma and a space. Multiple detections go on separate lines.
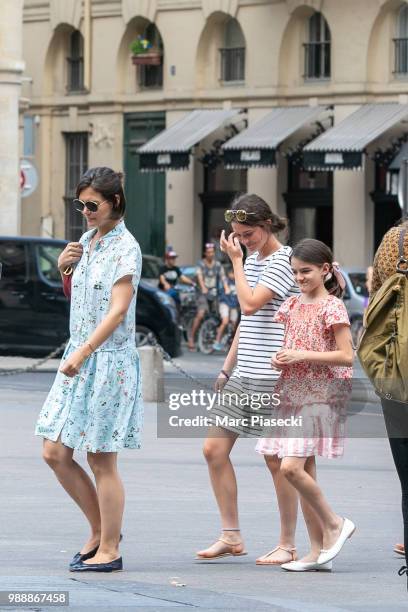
224, 209, 256, 223
73, 198, 109, 213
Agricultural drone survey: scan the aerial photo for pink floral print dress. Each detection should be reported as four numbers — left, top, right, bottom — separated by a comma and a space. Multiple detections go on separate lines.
256, 295, 352, 458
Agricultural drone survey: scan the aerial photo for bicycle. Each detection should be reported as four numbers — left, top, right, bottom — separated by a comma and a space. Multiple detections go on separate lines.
176, 283, 198, 342
197, 294, 237, 354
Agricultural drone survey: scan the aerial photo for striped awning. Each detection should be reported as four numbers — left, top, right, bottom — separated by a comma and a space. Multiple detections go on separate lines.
303, 103, 408, 170
138, 109, 240, 171
222, 106, 325, 168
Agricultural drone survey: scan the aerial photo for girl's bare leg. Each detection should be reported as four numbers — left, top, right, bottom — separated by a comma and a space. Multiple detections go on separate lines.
257, 454, 298, 563
280, 456, 343, 550
85, 452, 123, 564
297, 456, 325, 562
197, 427, 244, 556
42, 439, 101, 553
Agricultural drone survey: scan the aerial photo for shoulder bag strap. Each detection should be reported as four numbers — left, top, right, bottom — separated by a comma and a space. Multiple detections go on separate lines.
396, 227, 408, 274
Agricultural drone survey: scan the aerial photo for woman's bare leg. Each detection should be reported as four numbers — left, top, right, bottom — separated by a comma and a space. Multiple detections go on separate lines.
85, 452, 123, 564
42, 438, 101, 553
256, 454, 298, 564
280, 456, 343, 550
197, 427, 243, 556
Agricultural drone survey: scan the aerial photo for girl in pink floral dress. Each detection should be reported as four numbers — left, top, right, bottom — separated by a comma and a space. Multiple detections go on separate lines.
256, 238, 355, 572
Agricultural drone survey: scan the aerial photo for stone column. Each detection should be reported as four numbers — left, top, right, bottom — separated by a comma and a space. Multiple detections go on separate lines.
246, 108, 278, 212
332, 104, 374, 267
165, 110, 196, 265
0, 0, 24, 235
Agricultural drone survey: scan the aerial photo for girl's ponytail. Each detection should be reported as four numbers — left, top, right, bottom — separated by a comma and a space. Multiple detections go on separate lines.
325, 263, 345, 298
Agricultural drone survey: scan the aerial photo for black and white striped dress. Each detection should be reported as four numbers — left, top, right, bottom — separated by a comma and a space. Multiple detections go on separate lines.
211, 246, 299, 437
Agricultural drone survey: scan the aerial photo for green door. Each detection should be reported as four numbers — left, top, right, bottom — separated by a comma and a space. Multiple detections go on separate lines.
123, 113, 165, 256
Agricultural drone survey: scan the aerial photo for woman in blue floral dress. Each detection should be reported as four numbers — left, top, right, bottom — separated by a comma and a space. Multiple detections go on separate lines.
35, 167, 143, 573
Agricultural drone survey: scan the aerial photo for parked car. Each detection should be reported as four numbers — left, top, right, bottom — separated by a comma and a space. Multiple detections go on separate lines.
0, 236, 182, 357
341, 267, 368, 344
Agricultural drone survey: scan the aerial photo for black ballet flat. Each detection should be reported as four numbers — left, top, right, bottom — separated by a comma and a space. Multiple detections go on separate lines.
69, 545, 99, 569
70, 556, 123, 573
68, 534, 123, 569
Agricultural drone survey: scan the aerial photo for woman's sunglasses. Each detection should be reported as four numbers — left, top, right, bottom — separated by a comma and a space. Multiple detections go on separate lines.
73, 198, 108, 213
224, 209, 256, 223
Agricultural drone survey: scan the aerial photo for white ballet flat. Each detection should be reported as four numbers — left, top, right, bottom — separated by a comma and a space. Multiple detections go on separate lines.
281, 559, 332, 572
318, 518, 356, 565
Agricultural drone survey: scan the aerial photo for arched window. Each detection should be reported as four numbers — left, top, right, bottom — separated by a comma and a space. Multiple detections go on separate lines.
67, 30, 84, 92
137, 23, 163, 89
304, 12, 331, 80
394, 4, 408, 75
220, 18, 245, 83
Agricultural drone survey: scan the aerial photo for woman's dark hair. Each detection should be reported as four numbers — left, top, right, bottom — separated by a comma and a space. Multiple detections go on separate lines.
228, 193, 287, 234
76, 167, 126, 220
291, 238, 344, 298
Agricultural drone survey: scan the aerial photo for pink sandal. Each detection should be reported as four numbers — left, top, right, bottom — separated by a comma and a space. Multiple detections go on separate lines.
256, 545, 297, 566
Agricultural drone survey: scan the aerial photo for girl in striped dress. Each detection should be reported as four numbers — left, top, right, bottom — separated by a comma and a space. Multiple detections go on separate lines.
197, 194, 300, 565
256, 238, 355, 571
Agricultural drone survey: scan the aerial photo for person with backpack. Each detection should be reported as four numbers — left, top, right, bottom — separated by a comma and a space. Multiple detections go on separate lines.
359, 222, 408, 587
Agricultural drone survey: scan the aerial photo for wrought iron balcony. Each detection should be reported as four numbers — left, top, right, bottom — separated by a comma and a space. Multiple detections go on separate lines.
219, 47, 245, 82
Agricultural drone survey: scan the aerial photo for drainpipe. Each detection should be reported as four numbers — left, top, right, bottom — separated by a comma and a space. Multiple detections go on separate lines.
84, 0, 91, 91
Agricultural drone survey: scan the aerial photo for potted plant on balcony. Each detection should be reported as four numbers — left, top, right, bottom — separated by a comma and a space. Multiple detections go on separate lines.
130, 35, 162, 66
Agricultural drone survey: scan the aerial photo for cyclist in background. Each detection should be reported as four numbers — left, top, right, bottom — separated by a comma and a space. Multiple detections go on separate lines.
158, 248, 195, 304
188, 243, 226, 351
213, 266, 239, 351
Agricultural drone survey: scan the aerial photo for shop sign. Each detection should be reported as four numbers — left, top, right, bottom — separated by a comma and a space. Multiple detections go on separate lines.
20, 159, 38, 198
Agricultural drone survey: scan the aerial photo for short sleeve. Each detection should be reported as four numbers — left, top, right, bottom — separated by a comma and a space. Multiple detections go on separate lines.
323, 297, 350, 330
175, 266, 182, 277
273, 296, 297, 324
113, 242, 142, 288
258, 253, 296, 298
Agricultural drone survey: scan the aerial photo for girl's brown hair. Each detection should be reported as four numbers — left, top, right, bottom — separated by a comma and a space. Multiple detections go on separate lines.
76, 167, 126, 220
291, 238, 344, 298
229, 193, 287, 234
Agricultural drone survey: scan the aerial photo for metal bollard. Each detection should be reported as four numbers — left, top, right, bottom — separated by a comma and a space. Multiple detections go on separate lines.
138, 345, 164, 402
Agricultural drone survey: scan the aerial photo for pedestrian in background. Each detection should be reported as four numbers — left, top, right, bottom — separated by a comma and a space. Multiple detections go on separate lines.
196, 194, 300, 565
188, 243, 226, 351
257, 238, 355, 572
158, 247, 195, 304
212, 266, 239, 352
35, 167, 143, 573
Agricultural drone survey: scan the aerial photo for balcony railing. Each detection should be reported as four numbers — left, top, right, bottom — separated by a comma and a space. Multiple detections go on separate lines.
138, 63, 163, 89
394, 38, 408, 75
219, 47, 245, 82
303, 42, 331, 80
67, 57, 84, 92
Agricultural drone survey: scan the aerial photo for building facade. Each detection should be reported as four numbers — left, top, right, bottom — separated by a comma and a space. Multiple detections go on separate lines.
21, 0, 408, 266
1, 0, 24, 236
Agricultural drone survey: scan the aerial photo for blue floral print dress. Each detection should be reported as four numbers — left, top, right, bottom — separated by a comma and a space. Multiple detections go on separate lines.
35, 220, 143, 452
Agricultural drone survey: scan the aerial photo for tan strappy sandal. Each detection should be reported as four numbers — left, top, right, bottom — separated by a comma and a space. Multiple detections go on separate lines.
196, 531, 247, 560
256, 545, 297, 566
